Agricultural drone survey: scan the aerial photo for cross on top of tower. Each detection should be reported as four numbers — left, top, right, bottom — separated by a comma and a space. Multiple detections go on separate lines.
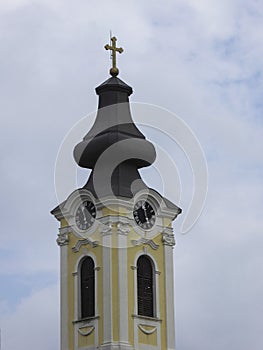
104, 36, 123, 77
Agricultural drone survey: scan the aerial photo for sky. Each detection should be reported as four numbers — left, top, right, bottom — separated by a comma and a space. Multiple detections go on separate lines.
0, 0, 263, 349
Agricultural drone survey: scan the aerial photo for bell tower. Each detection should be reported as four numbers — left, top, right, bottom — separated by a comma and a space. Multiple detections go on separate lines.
51, 37, 181, 350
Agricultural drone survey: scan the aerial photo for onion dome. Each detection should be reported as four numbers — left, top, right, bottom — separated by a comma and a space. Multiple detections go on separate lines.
73, 76, 156, 198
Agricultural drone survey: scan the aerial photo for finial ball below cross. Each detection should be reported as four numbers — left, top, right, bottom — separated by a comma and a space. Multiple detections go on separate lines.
104, 36, 123, 77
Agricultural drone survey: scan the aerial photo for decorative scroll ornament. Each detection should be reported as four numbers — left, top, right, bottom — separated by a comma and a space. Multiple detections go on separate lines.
131, 238, 159, 250
162, 232, 176, 246
138, 324, 157, 335
72, 238, 99, 253
116, 222, 130, 235
56, 232, 69, 246
78, 325, 95, 336
99, 222, 113, 236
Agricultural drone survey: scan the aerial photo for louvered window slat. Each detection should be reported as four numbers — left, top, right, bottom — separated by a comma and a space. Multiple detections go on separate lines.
137, 255, 154, 317
81, 257, 95, 318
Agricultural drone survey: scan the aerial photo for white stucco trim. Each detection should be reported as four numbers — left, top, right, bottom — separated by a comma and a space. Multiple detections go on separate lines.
74, 316, 99, 350
99, 343, 134, 350
164, 244, 176, 350
132, 315, 162, 350
102, 234, 113, 344
60, 244, 68, 350
118, 234, 129, 343
73, 271, 78, 323
59, 189, 100, 239
138, 324, 157, 335
78, 325, 95, 336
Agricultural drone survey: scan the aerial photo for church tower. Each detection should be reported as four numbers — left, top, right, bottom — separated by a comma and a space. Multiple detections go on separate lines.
51, 37, 181, 350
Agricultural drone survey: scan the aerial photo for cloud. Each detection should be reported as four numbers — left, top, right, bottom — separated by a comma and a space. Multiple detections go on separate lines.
0, 284, 59, 350
0, 0, 263, 349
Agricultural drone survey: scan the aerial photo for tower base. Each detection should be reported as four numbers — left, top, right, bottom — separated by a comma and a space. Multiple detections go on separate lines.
100, 342, 134, 350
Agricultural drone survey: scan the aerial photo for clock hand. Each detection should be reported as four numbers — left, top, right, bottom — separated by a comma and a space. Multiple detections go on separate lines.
142, 203, 149, 223
81, 205, 87, 224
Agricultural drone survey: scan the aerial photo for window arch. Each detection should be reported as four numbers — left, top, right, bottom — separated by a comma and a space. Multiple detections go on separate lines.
80, 256, 95, 318
137, 255, 154, 317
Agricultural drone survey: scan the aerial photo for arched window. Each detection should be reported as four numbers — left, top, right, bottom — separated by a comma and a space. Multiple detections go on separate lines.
80, 257, 95, 318
137, 255, 154, 317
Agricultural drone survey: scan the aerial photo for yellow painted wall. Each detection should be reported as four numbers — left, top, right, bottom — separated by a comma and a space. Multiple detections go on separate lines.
59, 204, 172, 349
127, 228, 168, 350
138, 325, 157, 346
65, 226, 103, 349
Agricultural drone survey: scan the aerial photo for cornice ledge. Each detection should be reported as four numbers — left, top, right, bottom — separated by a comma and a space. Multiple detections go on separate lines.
59, 226, 72, 235
132, 314, 162, 323
96, 196, 134, 211
99, 215, 133, 225
72, 315, 100, 324
162, 226, 174, 235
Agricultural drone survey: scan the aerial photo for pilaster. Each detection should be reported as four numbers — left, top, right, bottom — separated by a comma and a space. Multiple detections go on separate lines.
102, 232, 113, 345
57, 227, 70, 350
163, 227, 176, 350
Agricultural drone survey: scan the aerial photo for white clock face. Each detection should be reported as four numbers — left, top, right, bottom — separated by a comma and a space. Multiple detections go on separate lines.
133, 200, 156, 230
75, 200, 96, 230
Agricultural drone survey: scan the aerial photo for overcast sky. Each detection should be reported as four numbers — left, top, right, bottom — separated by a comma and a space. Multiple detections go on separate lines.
0, 1, 263, 349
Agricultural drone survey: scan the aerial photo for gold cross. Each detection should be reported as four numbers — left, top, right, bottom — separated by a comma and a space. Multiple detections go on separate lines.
104, 36, 123, 77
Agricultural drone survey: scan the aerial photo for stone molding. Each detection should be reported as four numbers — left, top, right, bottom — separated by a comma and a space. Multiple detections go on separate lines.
162, 232, 175, 246
56, 227, 71, 246
162, 227, 176, 246
138, 324, 157, 335
72, 238, 99, 252
99, 222, 113, 236
131, 238, 159, 250
78, 325, 95, 336
116, 222, 130, 235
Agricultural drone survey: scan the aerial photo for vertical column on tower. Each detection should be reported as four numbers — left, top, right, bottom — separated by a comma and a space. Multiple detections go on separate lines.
56, 227, 70, 350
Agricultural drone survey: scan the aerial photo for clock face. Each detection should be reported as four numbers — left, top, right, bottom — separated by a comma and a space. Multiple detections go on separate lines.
133, 200, 156, 230
75, 200, 96, 230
